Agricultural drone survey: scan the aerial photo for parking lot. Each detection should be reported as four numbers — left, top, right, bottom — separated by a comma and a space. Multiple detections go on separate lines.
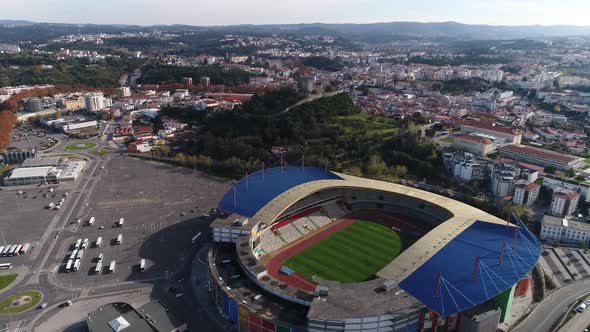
10, 126, 58, 151
53, 156, 231, 288
0, 184, 76, 265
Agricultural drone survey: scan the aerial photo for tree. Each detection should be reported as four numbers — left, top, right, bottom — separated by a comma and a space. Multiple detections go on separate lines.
565, 169, 576, 178
343, 165, 363, 177
544, 166, 556, 174
366, 155, 388, 178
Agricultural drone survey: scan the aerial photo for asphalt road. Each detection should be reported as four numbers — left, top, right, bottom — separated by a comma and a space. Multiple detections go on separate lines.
514, 278, 590, 332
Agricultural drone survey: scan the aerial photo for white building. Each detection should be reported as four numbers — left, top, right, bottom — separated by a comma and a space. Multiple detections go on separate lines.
3, 166, 61, 186
491, 164, 519, 198
542, 175, 590, 202
550, 190, 580, 217
512, 182, 541, 207
84, 93, 110, 112
540, 215, 590, 245
118, 86, 131, 97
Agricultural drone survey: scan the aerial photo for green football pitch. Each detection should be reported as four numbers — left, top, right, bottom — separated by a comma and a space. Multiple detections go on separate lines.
284, 220, 417, 283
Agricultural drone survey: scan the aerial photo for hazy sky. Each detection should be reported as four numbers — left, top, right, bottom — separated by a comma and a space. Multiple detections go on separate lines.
3, 0, 590, 26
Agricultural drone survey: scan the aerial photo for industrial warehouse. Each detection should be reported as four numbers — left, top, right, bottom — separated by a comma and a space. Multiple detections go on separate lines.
209, 167, 542, 332
2, 156, 87, 186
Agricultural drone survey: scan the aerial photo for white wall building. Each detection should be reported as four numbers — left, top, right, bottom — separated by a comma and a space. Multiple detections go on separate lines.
540, 215, 590, 245
550, 190, 580, 217
512, 182, 541, 207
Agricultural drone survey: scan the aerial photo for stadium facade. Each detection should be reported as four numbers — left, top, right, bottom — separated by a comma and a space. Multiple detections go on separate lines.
208, 167, 541, 332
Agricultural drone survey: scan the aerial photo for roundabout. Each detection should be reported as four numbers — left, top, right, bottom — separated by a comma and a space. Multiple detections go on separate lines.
0, 290, 42, 314
64, 142, 97, 151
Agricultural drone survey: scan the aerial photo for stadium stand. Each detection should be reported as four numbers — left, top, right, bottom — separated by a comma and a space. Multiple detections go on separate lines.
322, 201, 348, 219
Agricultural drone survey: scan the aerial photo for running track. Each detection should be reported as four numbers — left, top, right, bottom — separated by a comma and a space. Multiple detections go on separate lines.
266, 219, 356, 292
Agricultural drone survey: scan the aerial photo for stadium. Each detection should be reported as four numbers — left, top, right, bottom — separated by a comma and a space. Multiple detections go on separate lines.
208, 166, 542, 332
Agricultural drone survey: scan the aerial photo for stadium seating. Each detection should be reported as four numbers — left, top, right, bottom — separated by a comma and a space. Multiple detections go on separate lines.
323, 201, 348, 219
306, 211, 332, 228
279, 188, 344, 217
257, 206, 339, 255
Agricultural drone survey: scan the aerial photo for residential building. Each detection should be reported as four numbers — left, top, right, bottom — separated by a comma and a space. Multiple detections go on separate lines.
498, 144, 586, 171
491, 164, 518, 198
25, 98, 44, 113
199, 76, 210, 88
550, 190, 580, 217
512, 182, 541, 207
117, 86, 131, 97
85, 93, 109, 112
63, 96, 86, 111
540, 215, 590, 245
542, 174, 590, 202
442, 151, 489, 181
128, 141, 152, 153
453, 135, 496, 156
0, 43, 21, 54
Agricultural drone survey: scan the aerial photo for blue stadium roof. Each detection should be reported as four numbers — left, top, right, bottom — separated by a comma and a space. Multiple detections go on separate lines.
218, 166, 343, 218
399, 220, 541, 317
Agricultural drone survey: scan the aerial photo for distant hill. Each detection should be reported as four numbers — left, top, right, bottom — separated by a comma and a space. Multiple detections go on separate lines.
207, 22, 590, 41
0, 20, 589, 43
0, 20, 35, 26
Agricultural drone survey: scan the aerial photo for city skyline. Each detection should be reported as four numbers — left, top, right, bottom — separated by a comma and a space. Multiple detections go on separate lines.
3, 0, 590, 27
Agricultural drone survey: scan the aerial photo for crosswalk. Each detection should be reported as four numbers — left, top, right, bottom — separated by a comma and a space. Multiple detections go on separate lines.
0, 320, 26, 332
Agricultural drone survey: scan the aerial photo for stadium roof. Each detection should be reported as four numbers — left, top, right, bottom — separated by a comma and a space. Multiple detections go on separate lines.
399, 219, 540, 317
218, 166, 342, 217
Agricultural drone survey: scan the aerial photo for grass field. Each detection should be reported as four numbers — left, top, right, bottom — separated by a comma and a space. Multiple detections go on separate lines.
65, 142, 97, 151
0, 290, 42, 313
284, 221, 416, 283
0, 274, 17, 290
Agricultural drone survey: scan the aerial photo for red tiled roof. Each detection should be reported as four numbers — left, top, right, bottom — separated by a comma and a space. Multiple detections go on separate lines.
554, 191, 580, 200
525, 182, 541, 191
461, 120, 522, 136
455, 134, 493, 145
500, 144, 582, 163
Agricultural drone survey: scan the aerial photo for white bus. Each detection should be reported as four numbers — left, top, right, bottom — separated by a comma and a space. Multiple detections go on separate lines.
95, 261, 102, 274
0, 263, 12, 270
14, 245, 22, 255
88, 217, 95, 226
7, 245, 17, 256
70, 249, 78, 260
140, 259, 146, 272
117, 218, 124, 227
65, 259, 74, 272
76, 250, 84, 260
116, 234, 123, 245
74, 239, 82, 250
73, 258, 81, 272
1, 246, 10, 256
108, 260, 116, 273
20, 243, 30, 254
0, 246, 5, 256
191, 232, 202, 243
95, 237, 102, 248
82, 238, 89, 249
47, 202, 54, 209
